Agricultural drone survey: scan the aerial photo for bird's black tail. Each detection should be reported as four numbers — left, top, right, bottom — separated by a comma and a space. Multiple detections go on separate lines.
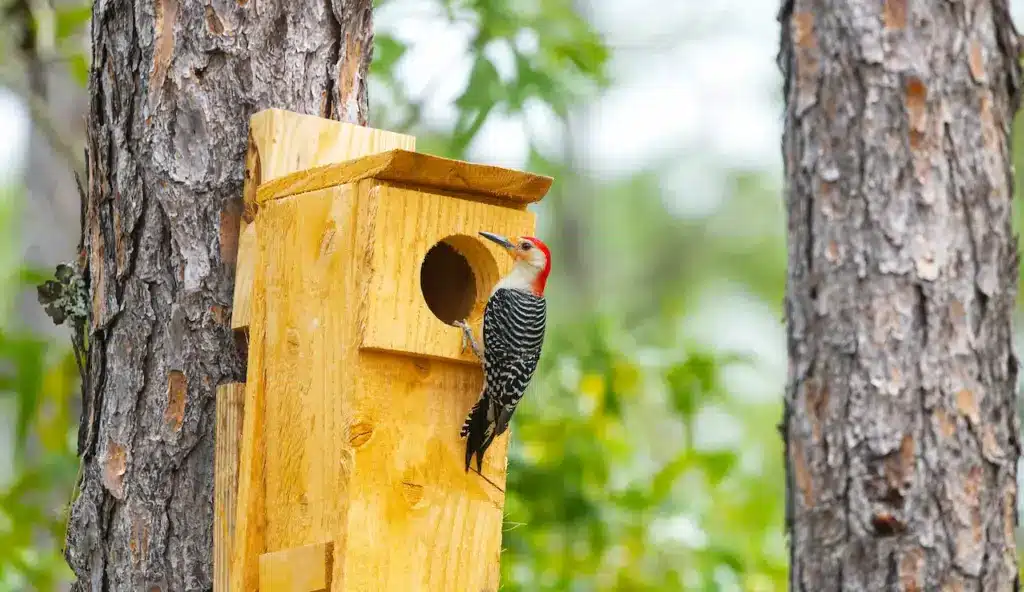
461, 397, 496, 473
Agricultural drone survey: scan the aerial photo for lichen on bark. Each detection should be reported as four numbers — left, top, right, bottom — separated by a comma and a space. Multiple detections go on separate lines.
64, 1, 374, 589
780, 0, 1023, 590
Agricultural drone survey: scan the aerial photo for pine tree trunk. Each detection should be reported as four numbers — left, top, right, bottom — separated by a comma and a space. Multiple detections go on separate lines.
64, 1, 373, 589
780, 1, 1023, 590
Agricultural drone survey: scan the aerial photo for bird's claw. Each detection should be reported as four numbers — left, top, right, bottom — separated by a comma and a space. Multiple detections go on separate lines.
453, 319, 483, 360
453, 319, 470, 353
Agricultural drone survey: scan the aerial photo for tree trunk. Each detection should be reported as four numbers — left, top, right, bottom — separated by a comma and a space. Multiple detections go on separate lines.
780, 1, 1022, 590
64, 1, 373, 589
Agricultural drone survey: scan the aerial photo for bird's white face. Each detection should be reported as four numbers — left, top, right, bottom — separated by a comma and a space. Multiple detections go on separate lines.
509, 237, 549, 273
479, 232, 551, 296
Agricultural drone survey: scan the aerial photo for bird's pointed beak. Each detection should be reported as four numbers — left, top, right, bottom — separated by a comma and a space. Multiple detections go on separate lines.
479, 232, 515, 250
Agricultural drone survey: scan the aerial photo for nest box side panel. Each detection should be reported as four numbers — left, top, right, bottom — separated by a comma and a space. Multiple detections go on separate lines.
359, 181, 536, 362
230, 233, 271, 591
253, 184, 362, 556
234, 110, 416, 333
340, 350, 508, 591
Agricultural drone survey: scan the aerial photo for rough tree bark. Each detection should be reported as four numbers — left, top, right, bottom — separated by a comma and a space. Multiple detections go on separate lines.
64, 1, 373, 589
780, 1, 1022, 590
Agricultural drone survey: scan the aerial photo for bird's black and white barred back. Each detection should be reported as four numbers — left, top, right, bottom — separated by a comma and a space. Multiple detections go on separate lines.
461, 287, 546, 471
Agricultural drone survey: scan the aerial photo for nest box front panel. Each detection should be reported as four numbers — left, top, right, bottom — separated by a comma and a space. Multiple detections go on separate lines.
339, 350, 507, 591
255, 186, 362, 553
359, 181, 535, 362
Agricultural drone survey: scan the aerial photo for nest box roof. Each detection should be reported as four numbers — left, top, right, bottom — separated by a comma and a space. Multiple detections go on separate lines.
256, 149, 553, 208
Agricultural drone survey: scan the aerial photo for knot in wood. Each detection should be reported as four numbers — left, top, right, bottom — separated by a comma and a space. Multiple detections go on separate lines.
348, 421, 374, 448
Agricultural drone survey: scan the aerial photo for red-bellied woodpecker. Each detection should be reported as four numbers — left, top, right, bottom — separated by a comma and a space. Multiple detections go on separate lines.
454, 232, 550, 472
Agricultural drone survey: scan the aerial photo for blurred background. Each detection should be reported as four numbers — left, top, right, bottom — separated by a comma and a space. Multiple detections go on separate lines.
0, 1, 1022, 590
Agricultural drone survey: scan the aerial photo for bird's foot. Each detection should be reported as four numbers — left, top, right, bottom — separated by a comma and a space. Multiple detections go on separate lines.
453, 319, 483, 360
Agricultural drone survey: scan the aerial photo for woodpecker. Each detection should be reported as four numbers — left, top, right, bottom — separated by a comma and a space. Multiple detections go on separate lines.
454, 231, 550, 473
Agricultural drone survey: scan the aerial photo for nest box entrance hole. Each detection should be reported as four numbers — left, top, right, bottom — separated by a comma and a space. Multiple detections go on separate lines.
420, 235, 499, 325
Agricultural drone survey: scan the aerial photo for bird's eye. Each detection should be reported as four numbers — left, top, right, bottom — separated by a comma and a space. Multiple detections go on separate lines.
521, 242, 532, 250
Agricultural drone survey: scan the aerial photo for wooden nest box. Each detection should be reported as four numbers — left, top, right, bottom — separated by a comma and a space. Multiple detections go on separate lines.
214, 109, 552, 591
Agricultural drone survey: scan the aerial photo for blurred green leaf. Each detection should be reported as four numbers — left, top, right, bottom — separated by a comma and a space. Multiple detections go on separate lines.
0, 182, 80, 589
373, 34, 407, 75
369, 0, 609, 157
53, 4, 91, 41
65, 51, 89, 87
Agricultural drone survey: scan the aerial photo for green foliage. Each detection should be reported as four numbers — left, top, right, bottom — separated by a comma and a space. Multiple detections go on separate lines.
51, 4, 90, 42
446, 0, 607, 150
499, 316, 787, 590
0, 344, 78, 592
0, 0, 91, 84
0, 187, 78, 591
371, 0, 608, 156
